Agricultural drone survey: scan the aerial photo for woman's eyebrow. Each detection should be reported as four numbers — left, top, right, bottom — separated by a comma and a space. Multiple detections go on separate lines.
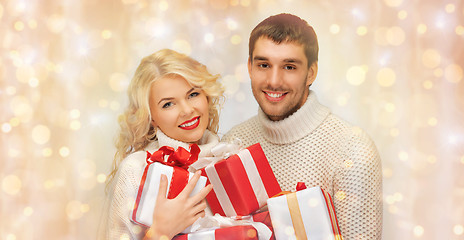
186, 87, 196, 94
158, 87, 197, 105
158, 97, 174, 105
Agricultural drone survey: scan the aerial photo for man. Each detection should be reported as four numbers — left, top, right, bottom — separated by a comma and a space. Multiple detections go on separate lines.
223, 13, 382, 239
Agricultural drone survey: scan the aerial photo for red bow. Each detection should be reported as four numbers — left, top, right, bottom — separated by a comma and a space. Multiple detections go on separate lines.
271, 182, 307, 198
295, 182, 307, 191
146, 144, 200, 170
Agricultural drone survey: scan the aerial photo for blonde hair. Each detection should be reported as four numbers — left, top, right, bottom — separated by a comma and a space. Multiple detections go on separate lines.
107, 49, 224, 187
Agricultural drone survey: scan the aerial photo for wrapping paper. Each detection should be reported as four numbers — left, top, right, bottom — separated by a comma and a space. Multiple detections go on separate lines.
202, 143, 281, 217
251, 211, 275, 240
131, 162, 207, 232
267, 186, 343, 240
172, 225, 258, 240
234, 211, 275, 240
189, 140, 242, 171
187, 213, 272, 240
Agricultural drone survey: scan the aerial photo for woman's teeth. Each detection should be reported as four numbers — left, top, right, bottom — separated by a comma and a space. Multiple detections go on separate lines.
180, 118, 198, 128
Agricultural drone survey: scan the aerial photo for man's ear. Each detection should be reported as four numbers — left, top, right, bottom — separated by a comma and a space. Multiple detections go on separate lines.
247, 57, 252, 76
306, 62, 318, 87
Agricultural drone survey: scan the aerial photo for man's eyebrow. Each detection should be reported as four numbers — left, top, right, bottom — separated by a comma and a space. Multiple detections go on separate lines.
283, 58, 303, 64
253, 56, 268, 61
253, 56, 304, 64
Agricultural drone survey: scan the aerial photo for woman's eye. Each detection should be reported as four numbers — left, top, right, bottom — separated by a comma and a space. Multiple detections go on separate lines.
189, 92, 200, 98
162, 102, 173, 108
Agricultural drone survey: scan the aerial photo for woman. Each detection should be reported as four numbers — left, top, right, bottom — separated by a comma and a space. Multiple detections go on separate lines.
99, 49, 224, 239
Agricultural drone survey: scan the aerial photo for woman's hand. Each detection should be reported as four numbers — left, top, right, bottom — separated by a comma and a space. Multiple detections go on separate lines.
143, 171, 213, 240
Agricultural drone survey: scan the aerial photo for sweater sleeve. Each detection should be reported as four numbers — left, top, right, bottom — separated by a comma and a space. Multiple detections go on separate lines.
99, 152, 147, 240
334, 127, 383, 239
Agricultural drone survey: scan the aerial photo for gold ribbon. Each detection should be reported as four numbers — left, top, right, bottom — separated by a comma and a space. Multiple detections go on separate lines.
286, 192, 308, 240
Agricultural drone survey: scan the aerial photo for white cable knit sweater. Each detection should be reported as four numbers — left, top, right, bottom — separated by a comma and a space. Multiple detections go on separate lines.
223, 91, 383, 239
98, 129, 219, 240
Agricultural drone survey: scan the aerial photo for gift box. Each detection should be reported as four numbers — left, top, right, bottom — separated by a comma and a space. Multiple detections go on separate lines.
267, 185, 342, 240
202, 143, 281, 217
234, 211, 275, 240
132, 145, 207, 233
173, 225, 258, 240
251, 211, 275, 240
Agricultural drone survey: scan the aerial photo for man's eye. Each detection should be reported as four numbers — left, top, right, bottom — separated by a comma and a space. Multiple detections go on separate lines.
162, 102, 173, 108
284, 65, 296, 70
258, 63, 270, 68
189, 92, 200, 98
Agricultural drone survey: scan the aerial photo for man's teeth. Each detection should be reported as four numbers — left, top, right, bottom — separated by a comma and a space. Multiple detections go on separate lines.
266, 92, 284, 98
180, 118, 198, 127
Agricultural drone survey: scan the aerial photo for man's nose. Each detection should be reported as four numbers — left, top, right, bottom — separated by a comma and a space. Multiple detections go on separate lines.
266, 68, 283, 88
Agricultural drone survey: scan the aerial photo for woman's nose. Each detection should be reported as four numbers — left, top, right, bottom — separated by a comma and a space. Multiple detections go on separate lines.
179, 101, 194, 116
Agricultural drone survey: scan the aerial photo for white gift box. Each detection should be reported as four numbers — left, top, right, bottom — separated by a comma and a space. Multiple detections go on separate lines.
132, 162, 207, 233
267, 186, 343, 240
173, 225, 259, 240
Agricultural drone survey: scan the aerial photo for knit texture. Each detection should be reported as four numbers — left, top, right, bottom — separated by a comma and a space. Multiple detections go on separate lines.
223, 91, 383, 239
98, 129, 219, 239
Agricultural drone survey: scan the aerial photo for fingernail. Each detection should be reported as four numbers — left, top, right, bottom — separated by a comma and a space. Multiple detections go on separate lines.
160, 174, 167, 181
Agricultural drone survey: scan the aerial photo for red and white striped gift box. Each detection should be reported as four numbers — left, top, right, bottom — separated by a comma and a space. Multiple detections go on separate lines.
202, 143, 281, 217
131, 162, 207, 232
173, 225, 258, 240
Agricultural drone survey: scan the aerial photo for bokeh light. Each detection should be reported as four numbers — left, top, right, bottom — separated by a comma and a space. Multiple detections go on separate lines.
413, 225, 425, 237
330, 24, 340, 34
384, 0, 403, 8
31, 125, 51, 145
356, 26, 368, 36
2, 175, 22, 195
66, 200, 84, 220
445, 64, 463, 83
377, 68, 396, 87
422, 49, 441, 69
2, 123, 12, 133
454, 225, 464, 235
23, 207, 34, 216
398, 10, 407, 20
59, 147, 70, 157
386, 26, 405, 46
346, 65, 367, 85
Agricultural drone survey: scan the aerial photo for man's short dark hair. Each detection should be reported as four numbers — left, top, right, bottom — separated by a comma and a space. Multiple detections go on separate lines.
249, 13, 319, 67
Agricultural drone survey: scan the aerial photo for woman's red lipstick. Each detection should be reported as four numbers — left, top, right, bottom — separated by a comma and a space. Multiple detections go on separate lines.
179, 116, 200, 130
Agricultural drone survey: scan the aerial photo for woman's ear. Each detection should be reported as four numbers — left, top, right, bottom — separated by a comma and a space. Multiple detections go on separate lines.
150, 119, 157, 128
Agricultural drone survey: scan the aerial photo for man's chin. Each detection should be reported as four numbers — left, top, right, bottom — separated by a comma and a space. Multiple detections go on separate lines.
262, 103, 301, 121
262, 109, 285, 121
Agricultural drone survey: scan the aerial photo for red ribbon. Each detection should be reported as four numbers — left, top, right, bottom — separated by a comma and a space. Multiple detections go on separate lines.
145, 144, 200, 199
271, 182, 307, 198
146, 144, 200, 170
295, 182, 307, 191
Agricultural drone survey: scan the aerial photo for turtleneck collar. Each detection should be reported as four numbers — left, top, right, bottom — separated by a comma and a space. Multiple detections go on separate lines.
147, 128, 219, 157
258, 90, 330, 144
